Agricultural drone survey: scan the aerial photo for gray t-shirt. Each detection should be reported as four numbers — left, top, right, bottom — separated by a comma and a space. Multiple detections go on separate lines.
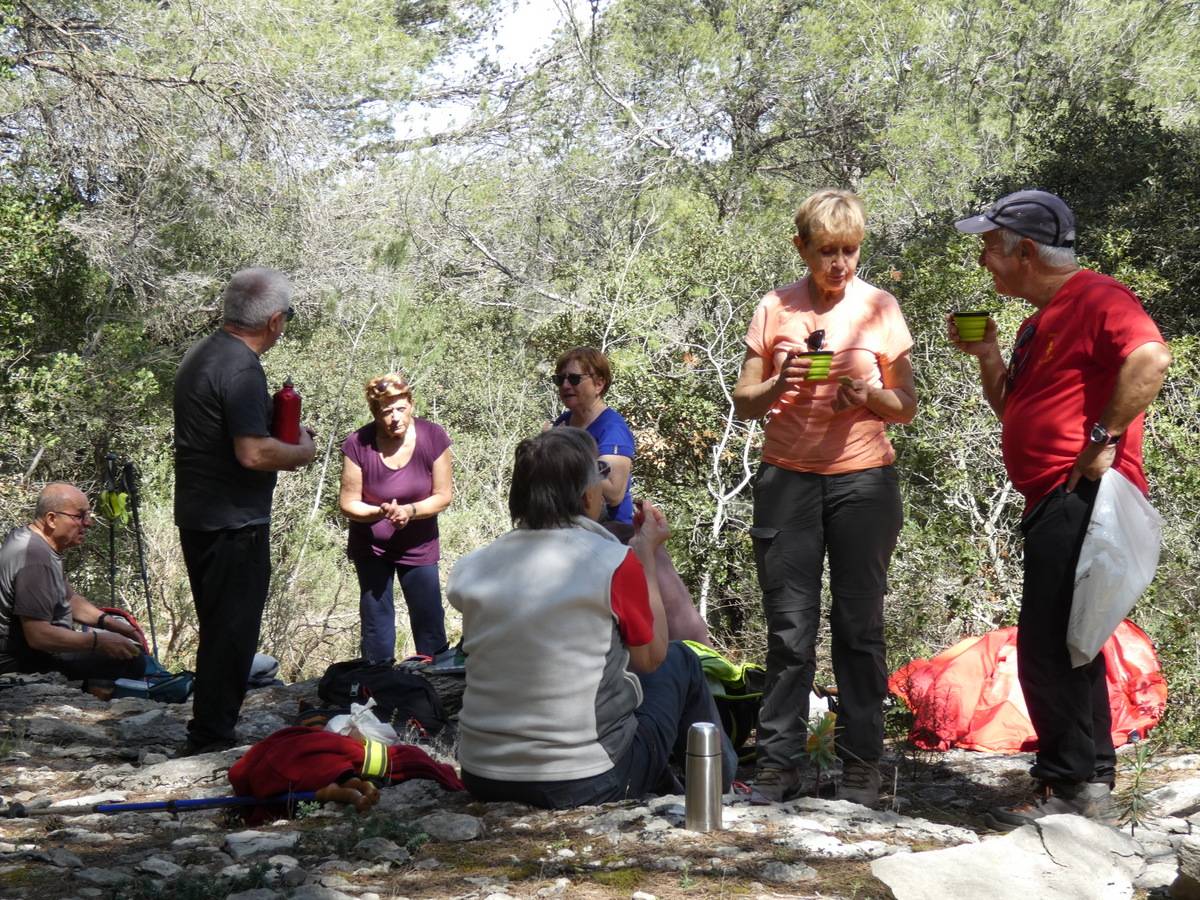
0, 526, 72, 669
173, 329, 277, 530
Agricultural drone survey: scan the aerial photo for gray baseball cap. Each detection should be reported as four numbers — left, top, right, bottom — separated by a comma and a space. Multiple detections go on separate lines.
954, 190, 1076, 248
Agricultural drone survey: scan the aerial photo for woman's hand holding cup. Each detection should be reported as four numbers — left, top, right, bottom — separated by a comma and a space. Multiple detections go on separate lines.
772, 346, 813, 392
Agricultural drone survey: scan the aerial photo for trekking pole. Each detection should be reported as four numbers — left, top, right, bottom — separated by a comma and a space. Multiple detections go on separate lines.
2, 791, 319, 818
104, 453, 119, 609
123, 460, 159, 659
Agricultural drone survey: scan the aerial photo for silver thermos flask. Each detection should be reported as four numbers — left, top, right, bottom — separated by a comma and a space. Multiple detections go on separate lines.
685, 721, 723, 832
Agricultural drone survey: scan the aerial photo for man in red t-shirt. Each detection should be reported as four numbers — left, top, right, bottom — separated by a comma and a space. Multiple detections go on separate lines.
948, 190, 1171, 831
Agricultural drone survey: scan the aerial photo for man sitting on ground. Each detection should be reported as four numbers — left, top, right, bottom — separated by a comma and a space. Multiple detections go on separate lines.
0, 482, 145, 682
447, 427, 736, 809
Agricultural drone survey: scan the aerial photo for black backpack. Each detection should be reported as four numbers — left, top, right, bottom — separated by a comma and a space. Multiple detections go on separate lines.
317, 659, 449, 737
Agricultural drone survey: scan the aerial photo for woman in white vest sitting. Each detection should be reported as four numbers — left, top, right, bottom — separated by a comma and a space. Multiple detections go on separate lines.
447, 427, 735, 808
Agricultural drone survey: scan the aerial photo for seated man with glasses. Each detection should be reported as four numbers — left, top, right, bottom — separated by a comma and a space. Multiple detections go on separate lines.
0, 482, 146, 682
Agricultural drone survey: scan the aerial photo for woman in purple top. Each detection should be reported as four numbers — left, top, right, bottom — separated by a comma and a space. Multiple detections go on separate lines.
339, 373, 453, 662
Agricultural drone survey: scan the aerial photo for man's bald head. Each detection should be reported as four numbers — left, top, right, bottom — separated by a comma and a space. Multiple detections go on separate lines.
34, 482, 87, 521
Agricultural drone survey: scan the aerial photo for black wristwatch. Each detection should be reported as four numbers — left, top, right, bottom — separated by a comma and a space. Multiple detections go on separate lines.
1089, 423, 1121, 447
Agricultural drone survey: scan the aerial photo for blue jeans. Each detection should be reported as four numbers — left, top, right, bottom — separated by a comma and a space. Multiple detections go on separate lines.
462, 642, 738, 809
353, 556, 447, 662
750, 463, 902, 767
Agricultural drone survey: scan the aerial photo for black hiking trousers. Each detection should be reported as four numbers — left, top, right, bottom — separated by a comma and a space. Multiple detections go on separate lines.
750, 463, 902, 769
1018, 478, 1116, 787
180, 523, 271, 747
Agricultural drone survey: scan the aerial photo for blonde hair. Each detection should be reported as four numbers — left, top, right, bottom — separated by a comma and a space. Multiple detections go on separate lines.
793, 189, 866, 245
365, 373, 413, 415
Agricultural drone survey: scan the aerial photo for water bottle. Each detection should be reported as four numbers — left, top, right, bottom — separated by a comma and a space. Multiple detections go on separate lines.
271, 378, 301, 444
685, 722, 723, 832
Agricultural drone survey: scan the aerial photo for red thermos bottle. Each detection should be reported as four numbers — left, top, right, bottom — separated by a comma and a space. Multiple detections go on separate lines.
271, 378, 301, 444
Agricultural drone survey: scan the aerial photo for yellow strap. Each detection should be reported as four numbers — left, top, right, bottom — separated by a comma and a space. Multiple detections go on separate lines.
361, 738, 388, 780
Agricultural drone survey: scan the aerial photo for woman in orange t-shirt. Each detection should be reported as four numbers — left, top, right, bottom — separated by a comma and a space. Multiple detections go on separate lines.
732, 189, 917, 807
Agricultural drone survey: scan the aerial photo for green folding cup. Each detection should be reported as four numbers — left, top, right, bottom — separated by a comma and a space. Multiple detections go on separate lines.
953, 311, 990, 343
799, 351, 834, 381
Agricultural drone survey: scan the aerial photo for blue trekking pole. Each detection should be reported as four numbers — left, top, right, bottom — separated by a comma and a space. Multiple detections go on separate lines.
2, 791, 319, 818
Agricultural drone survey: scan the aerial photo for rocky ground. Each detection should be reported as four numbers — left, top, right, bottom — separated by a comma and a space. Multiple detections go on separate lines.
2, 672, 1199, 900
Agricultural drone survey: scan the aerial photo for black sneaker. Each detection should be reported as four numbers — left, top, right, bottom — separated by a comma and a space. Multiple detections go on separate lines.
984, 782, 1114, 832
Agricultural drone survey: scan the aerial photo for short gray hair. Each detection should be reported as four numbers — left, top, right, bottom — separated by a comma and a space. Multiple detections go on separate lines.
34, 482, 83, 520
222, 268, 292, 330
999, 228, 1076, 268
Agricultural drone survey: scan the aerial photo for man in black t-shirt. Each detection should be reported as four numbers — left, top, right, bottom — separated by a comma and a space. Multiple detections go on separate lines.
0, 483, 144, 680
174, 268, 315, 754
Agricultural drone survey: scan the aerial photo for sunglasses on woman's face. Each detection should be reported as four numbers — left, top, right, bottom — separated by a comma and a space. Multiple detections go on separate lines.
552, 372, 592, 387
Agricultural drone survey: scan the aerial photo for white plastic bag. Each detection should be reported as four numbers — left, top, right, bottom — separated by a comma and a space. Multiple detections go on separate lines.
324, 697, 399, 744
1068, 470, 1161, 668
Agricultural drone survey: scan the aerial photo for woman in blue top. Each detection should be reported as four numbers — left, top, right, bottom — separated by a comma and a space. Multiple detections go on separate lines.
551, 346, 711, 645
552, 347, 635, 540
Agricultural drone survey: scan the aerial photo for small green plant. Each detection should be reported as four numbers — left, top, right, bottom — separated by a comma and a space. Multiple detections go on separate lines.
294, 799, 322, 818
806, 709, 838, 794
678, 861, 695, 889
1115, 738, 1158, 835
331, 812, 429, 855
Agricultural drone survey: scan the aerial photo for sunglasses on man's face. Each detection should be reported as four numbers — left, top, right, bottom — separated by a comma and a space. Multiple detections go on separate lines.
552, 372, 592, 387
285, 306, 296, 321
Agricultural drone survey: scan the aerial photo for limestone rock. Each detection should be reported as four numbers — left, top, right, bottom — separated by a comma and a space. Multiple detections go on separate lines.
136, 856, 184, 877
353, 837, 409, 864
375, 778, 455, 813
74, 868, 132, 887
223, 829, 300, 860
1148, 778, 1200, 818
758, 860, 818, 883
35, 848, 83, 868
873, 814, 1143, 900
1135, 860, 1178, 891
116, 709, 187, 744
417, 811, 483, 841
1172, 834, 1200, 899
26, 714, 108, 744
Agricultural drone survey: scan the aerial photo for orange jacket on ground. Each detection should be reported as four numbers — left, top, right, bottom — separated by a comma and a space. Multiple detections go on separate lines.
889, 619, 1167, 752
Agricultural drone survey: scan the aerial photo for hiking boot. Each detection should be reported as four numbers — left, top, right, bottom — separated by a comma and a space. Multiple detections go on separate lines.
984, 781, 1114, 832
747, 766, 804, 804
839, 761, 882, 808
175, 737, 238, 758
